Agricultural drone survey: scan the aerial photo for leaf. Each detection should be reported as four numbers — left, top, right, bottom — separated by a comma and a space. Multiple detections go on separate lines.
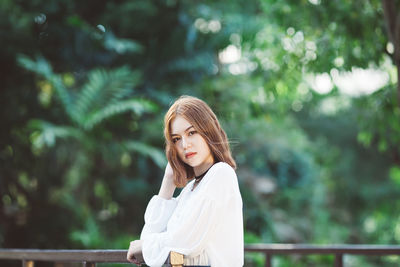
104, 32, 143, 54
378, 139, 387, 152
17, 54, 74, 119
357, 131, 372, 146
73, 67, 141, 126
166, 52, 214, 74
82, 98, 157, 130
70, 216, 102, 248
123, 141, 166, 168
17, 54, 52, 77
28, 119, 84, 147
389, 166, 400, 187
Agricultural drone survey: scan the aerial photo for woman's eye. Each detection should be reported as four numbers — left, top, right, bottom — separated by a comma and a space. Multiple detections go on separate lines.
188, 131, 197, 136
172, 137, 180, 143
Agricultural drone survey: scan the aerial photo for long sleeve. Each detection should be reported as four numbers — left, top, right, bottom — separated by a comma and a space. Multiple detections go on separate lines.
140, 162, 243, 267
142, 196, 222, 266
140, 195, 178, 238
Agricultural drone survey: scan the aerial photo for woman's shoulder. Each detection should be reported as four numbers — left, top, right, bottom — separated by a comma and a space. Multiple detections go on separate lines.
210, 161, 235, 173
202, 162, 240, 201
210, 162, 236, 176
206, 162, 237, 186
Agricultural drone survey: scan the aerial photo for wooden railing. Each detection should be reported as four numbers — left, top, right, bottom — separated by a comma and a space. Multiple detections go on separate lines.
1, 244, 400, 266
246, 244, 400, 267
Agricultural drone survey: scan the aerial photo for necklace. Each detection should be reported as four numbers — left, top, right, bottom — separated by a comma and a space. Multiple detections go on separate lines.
191, 164, 214, 191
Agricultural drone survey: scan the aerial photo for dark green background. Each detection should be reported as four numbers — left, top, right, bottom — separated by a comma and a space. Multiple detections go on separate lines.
1, 0, 400, 266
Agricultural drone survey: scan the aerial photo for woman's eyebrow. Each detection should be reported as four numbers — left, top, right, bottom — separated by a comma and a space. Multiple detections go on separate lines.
171, 125, 194, 136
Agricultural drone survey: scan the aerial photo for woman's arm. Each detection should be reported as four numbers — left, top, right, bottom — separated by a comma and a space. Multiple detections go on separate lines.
127, 240, 144, 265
141, 197, 220, 266
158, 163, 176, 200
127, 163, 177, 265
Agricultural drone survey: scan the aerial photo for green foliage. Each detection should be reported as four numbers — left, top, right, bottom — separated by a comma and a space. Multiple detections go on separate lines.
123, 141, 167, 168
70, 216, 103, 248
28, 119, 83, 149
1, 1, 399, 267
355, 86, 400, 154
389, 166, 400, 187
18, 55, 156, 130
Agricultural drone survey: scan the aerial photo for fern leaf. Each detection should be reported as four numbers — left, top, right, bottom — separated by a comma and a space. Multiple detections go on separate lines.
73, 67, 141, 125
28, 119, 84, 148
17, 55, 74, 121
123, 141, 166, 168
82, 98, 157, 130
104, 32, 143, 54
17, 54, 53, 77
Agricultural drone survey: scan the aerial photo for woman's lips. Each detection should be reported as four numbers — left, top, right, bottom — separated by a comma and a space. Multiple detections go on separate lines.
185, 152, 197, 159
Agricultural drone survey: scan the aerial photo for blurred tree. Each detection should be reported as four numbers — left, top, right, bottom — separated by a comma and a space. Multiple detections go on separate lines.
1, 0, 400, 266
382, 0, 400, 105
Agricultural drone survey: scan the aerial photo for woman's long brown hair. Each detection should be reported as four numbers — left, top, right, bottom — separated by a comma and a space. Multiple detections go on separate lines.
164, 95, 236, 188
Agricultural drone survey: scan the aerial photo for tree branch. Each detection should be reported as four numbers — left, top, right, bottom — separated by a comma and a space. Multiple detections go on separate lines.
382, 0, 400, 106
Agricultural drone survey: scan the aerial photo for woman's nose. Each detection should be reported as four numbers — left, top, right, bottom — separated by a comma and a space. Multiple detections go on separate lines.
182, 137, 191, 149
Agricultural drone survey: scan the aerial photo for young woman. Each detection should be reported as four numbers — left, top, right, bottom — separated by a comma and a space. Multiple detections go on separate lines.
127, 96, 243, 267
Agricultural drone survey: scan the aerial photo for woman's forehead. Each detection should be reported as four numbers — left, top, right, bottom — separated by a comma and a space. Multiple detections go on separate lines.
171, 115, 193, 135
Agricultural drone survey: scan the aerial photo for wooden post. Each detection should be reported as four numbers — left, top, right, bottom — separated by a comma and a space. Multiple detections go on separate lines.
169, 251, 184, 267
83, 262, 96, 267
23, 260, 34, 267
264, 253, 272, 267
334, 254, 343, 267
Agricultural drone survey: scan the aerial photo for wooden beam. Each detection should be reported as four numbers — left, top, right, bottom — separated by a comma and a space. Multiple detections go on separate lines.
264, 253, 271, 267
334, 254, 343, 267
169, 251, 184, 267
23, 260, 34, 267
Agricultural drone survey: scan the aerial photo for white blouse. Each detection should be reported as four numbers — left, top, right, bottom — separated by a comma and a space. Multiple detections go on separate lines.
140, 162, 244, 267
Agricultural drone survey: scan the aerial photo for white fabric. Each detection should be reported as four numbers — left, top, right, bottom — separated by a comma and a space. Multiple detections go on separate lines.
140, 162, 244, 267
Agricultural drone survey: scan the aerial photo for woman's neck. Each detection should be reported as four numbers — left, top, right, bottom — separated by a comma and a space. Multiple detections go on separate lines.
193, 159, 215, 177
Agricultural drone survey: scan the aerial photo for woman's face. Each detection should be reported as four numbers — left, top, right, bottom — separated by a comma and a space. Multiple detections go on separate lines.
170, 115, 214, 175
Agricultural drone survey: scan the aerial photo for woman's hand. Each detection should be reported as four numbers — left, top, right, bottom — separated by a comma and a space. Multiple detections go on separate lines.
164, 162, 174, 181
158, 162, 176, 199
127, 240, 144, 265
